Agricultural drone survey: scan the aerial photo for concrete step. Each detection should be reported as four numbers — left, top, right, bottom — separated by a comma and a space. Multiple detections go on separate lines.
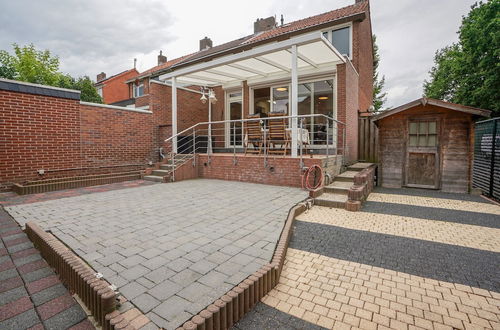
324, 185, 349, 195
152, 169, 171, 176
160, 164, 176, 170
315, 193, 348, 208
348, 162, 373, 172
144, 175, 164, 183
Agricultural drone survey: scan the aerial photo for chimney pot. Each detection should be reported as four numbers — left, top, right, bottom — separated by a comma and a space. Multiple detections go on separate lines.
254, 16, 276, 33
158, 50, 167, 65
199, 37, 213, 51
97, 72, 106, 82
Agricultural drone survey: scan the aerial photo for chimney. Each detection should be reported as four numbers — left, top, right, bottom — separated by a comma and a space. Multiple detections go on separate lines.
158, 50, 167, 65
97, 72, 106, 82
254, 16, 276, 33
199, 37, 213, 51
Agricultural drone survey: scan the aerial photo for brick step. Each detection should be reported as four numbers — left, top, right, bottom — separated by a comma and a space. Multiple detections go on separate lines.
324, 185, 349, 195
334, 171, 358, 182
152, 169, 171, 176
347, 162, 373, 172
314, 192, 348, 208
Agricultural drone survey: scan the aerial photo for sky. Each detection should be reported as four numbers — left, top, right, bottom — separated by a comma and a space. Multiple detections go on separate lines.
0, 0, 478, 108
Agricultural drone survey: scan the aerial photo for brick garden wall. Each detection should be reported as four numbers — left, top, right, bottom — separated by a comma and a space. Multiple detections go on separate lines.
0, 85, 154, 191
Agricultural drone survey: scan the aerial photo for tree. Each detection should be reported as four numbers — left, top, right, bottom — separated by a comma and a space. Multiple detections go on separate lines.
424, 0, 500, 114
372, 35, 387, 112
0, 43, 102, 103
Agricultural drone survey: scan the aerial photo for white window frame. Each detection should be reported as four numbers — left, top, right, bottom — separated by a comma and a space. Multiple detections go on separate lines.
97, 86, 103, 97
224, 88, 244, 147
133, 83, 144, 98
322, 22, 353, 59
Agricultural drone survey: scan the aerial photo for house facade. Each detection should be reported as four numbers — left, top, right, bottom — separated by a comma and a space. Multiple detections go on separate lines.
94, 68, 139, 104
121, 0, 374, 162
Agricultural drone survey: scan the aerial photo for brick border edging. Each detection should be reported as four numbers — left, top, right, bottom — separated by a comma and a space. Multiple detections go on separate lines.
178, 200, 309, 330
24, 222, 135, 330
345, 164, 377, 212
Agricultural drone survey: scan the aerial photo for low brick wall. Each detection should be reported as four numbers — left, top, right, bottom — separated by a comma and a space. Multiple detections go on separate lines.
346, 164, 377, 211
197, 154, 341, 187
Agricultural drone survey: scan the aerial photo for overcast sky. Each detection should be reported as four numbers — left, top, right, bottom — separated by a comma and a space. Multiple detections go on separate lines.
0, 0, 477, 108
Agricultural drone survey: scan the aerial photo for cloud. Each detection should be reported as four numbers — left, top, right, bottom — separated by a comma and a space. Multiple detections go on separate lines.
0, 0, 174, 77
0, 0, 478, 108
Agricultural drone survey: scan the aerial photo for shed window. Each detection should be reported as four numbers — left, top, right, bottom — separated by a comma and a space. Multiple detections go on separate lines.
409, 121, 437, 147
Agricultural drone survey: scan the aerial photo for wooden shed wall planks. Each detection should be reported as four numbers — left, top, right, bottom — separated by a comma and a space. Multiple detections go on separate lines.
377, 104, 475, 193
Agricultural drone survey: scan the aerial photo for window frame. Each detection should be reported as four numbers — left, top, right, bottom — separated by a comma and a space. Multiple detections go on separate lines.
133, 83, 144, 98
322, 22, 353, 59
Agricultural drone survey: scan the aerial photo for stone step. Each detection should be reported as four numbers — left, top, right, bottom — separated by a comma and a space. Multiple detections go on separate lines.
324, 185, 349, 195
152, 169, 171, 177
348, 162, 374, 172
143, 175, 164, 183
314, 192, 348, 208
160, 164, 176, 170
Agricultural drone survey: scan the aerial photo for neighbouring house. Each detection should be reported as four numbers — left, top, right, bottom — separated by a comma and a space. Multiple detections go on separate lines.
122, 0, 374, 162
373, 98, 491, 193
94, 68, 139, 104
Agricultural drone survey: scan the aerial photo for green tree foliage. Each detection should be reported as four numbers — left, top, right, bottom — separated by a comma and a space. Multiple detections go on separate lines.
372, 35, 387, 112
424, 0, 500, 113
0, 43, 102, 103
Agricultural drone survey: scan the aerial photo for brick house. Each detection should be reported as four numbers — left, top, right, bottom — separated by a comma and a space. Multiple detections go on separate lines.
120, 0, 374, 163
94, 68, 139, 104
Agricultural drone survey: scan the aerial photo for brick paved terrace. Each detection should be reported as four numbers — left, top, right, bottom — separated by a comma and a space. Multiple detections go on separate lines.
5, 179, 307, 329
235, 188, 500, 330
0, 208, 94, 330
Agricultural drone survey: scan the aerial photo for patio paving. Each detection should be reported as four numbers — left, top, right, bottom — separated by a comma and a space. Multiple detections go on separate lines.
235, 188, 500, 329
0, 208, 94, 330
5, 179, 307, 329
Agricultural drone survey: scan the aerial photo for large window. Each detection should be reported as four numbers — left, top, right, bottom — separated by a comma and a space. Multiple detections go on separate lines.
409, 121, 438, 147
323, 26, 351, 58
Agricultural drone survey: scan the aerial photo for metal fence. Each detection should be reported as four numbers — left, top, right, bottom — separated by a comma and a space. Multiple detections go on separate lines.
473, 117, 500, 200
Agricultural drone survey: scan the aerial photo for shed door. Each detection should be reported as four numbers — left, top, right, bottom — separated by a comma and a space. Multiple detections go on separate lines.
405, 120, 439, 189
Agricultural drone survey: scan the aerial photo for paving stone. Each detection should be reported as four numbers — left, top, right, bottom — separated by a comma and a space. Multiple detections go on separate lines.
152, 295, 191, 321
20, 267, 54, 283
121, 265, 149, 281
141, 256, 168, 271
133, 293, 161, 313
119, 281, 147, 300
188, 259, 217, 275
167, 258, 192, 272
0, 308, 40, 330
119, 254, 147, 268
177, 282, 212, 303
30, 283, 67, 306
0, 286, 28, 307
147, 280, 182, 301
170, 269, 202, 287
42, 303, 87, 329
145, 267, 175, 284
0, 268, 19, 282
136, 277, 156, 289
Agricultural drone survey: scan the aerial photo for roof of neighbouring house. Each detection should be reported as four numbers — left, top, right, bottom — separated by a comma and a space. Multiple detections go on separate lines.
373, 98, 492, 121
95, 68, 139, 86
128, 1, 369, 82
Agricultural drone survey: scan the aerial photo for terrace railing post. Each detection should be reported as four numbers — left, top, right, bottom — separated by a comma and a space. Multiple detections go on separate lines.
299, 118, 304, 169
326, 119, 330, 165
171, 152, 175, 182
192, 129, 196, 167
263, 120, 268, 168
233, 121, 237, 165
342, 125, 347, 166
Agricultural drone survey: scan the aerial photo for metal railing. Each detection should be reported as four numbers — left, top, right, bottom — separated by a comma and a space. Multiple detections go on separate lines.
163, 114, 346, 179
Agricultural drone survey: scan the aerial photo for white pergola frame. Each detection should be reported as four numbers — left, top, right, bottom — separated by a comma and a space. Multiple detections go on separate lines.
160, 31, 345, 157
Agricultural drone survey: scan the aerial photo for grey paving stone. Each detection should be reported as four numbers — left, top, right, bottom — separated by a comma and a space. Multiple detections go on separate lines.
184, 250, 208, 262
43, 303, 87, 330
215, 261, 243, 276
0, 268, 18, 281
108, 274, 128, 288
197, 270, 227, 288
120, 281, 147, 300
145, 266, 175, 284
228, 253, 257, 266
170, 269, 202, 287
177, 282, 212, 302
152, 295, 191, 321
148, 280, 182, 300
6, 241, 34, 253
0, 308, 40, 330
136, 276, 156, 289
119, 254, 147, 268
146, 312, 170, 329
121, 265, 149, 281
140, 248, 163, 259
188, 259, 217, 275
30, 283, 67, 306
96, 253, 124, 266
20, 267, 54, 283
0, 286, 28, 306
141, 256, 168, 271
167, 258, 192, 272
134, 293, 161, 313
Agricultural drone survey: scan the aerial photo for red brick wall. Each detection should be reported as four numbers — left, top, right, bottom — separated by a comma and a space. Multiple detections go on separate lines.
0, 89, 154, 191
80, 104, 154, 166
0, 90, 81, 191
100, 69, 138, 104
337, 62, 359, 162
198, 154, 323, 187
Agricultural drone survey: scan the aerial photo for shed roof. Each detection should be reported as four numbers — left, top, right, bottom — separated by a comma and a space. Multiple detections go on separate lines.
373, 98, 491, 121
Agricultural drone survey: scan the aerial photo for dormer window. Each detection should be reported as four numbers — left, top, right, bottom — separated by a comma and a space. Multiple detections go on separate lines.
323, 25, 352, 58
133, 83, 144, 98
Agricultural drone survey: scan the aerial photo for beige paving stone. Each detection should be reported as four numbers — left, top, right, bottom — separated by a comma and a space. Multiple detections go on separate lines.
317, 315, 335, 329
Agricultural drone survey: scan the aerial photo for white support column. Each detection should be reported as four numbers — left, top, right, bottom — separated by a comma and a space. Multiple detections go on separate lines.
291, 45, 298, 158
171, 77, 178, 153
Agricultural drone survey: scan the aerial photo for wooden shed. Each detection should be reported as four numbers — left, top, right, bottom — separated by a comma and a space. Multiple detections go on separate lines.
373, 98, 491, 193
